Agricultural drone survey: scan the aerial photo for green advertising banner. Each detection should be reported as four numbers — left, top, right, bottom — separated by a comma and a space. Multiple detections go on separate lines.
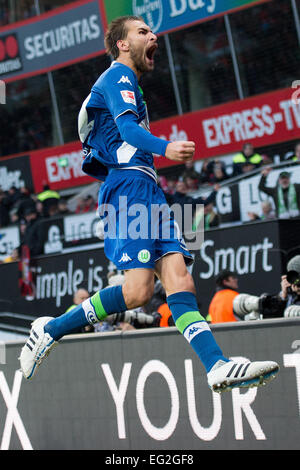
103, 0, 133, 23
103, 0, 269, 34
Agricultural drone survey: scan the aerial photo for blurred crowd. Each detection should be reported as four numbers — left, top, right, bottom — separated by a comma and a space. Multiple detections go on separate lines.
0, 183, 98, 262
159, 141, 300, 230
0, 0, 69, 26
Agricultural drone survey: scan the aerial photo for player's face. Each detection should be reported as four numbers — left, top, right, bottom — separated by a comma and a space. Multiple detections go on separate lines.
125, 20, 158, 74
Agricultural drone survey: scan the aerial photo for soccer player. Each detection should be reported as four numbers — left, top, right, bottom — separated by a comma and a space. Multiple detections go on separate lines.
19, 16, 279, 393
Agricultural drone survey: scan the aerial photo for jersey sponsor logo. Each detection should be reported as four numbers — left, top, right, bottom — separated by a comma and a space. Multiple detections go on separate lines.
120, 90, 136, 106
138, 249, 151, 263
118, 253, 132, 263
117, 75, 132, 86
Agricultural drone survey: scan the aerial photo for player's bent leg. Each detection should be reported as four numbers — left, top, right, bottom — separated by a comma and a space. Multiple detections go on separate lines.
155, 253, 229, 372
122, 268, 155, 309
20, 286, 128, 379
155, 253, 279, 393
154, 253, 195, 297
19, 268, 155, 379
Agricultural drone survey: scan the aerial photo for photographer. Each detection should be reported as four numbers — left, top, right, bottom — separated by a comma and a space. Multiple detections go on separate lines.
279, 255, 300, 318
207, 270, 240, 324
233, 255, 300, 320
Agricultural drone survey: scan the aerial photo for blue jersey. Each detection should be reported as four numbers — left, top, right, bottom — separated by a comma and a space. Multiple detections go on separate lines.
78, 63, 192, 269
78, 62, 157, 182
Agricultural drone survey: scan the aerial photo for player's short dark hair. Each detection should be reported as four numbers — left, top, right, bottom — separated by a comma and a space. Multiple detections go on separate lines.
104, 15, 143, 60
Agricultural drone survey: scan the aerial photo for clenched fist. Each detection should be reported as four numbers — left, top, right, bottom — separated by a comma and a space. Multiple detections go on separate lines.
165, 140, 195, 162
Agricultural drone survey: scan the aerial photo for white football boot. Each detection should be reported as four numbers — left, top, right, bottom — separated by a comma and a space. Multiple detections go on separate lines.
19, 317, 57, 379
207, 359, 279, 393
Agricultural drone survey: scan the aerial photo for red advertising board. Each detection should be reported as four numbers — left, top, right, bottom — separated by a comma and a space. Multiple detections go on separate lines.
29, 141, 93, 192
151, 86, 300, 168
2, 86, 300, 192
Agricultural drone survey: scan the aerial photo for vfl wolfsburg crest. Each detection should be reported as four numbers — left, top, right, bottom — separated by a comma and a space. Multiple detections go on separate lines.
138, 249, 151, 263
133, 0, 163, 33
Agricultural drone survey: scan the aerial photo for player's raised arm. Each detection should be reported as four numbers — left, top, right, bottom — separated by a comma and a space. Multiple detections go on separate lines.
165, 140, 195, 162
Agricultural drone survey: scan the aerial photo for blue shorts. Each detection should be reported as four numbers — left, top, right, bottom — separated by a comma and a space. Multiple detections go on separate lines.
98, 169, 193, 270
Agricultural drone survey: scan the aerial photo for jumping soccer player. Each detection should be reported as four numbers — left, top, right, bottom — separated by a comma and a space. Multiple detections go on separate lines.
19, 16, 279, 393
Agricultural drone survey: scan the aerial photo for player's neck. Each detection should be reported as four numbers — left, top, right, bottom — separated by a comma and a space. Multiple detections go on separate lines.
115, 58, 141, 80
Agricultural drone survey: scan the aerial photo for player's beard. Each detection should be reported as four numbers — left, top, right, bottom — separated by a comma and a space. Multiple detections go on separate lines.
129, 44, 151, 75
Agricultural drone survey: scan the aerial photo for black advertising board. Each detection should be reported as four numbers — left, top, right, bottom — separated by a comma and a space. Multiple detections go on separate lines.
0, 154, 33, 192
214, 183, 241, 224
191, 219, 286, 314
0, 246, 109, 325
1, 318, 300, 450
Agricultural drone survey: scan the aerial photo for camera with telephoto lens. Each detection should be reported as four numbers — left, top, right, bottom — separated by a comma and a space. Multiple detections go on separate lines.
234, 255, 300, 320
233, 293, 286, 320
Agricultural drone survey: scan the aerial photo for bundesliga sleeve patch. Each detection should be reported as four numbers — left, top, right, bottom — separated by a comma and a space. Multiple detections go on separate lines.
120, 90, 136, 106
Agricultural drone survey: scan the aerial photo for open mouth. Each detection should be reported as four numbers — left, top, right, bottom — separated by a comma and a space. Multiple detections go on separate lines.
146, 44, 158, 64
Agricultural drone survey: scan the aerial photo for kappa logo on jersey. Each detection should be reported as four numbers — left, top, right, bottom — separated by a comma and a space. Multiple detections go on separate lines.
117, 75, 132, 86
120, 90, 136, 106
118, 253, 132, 263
